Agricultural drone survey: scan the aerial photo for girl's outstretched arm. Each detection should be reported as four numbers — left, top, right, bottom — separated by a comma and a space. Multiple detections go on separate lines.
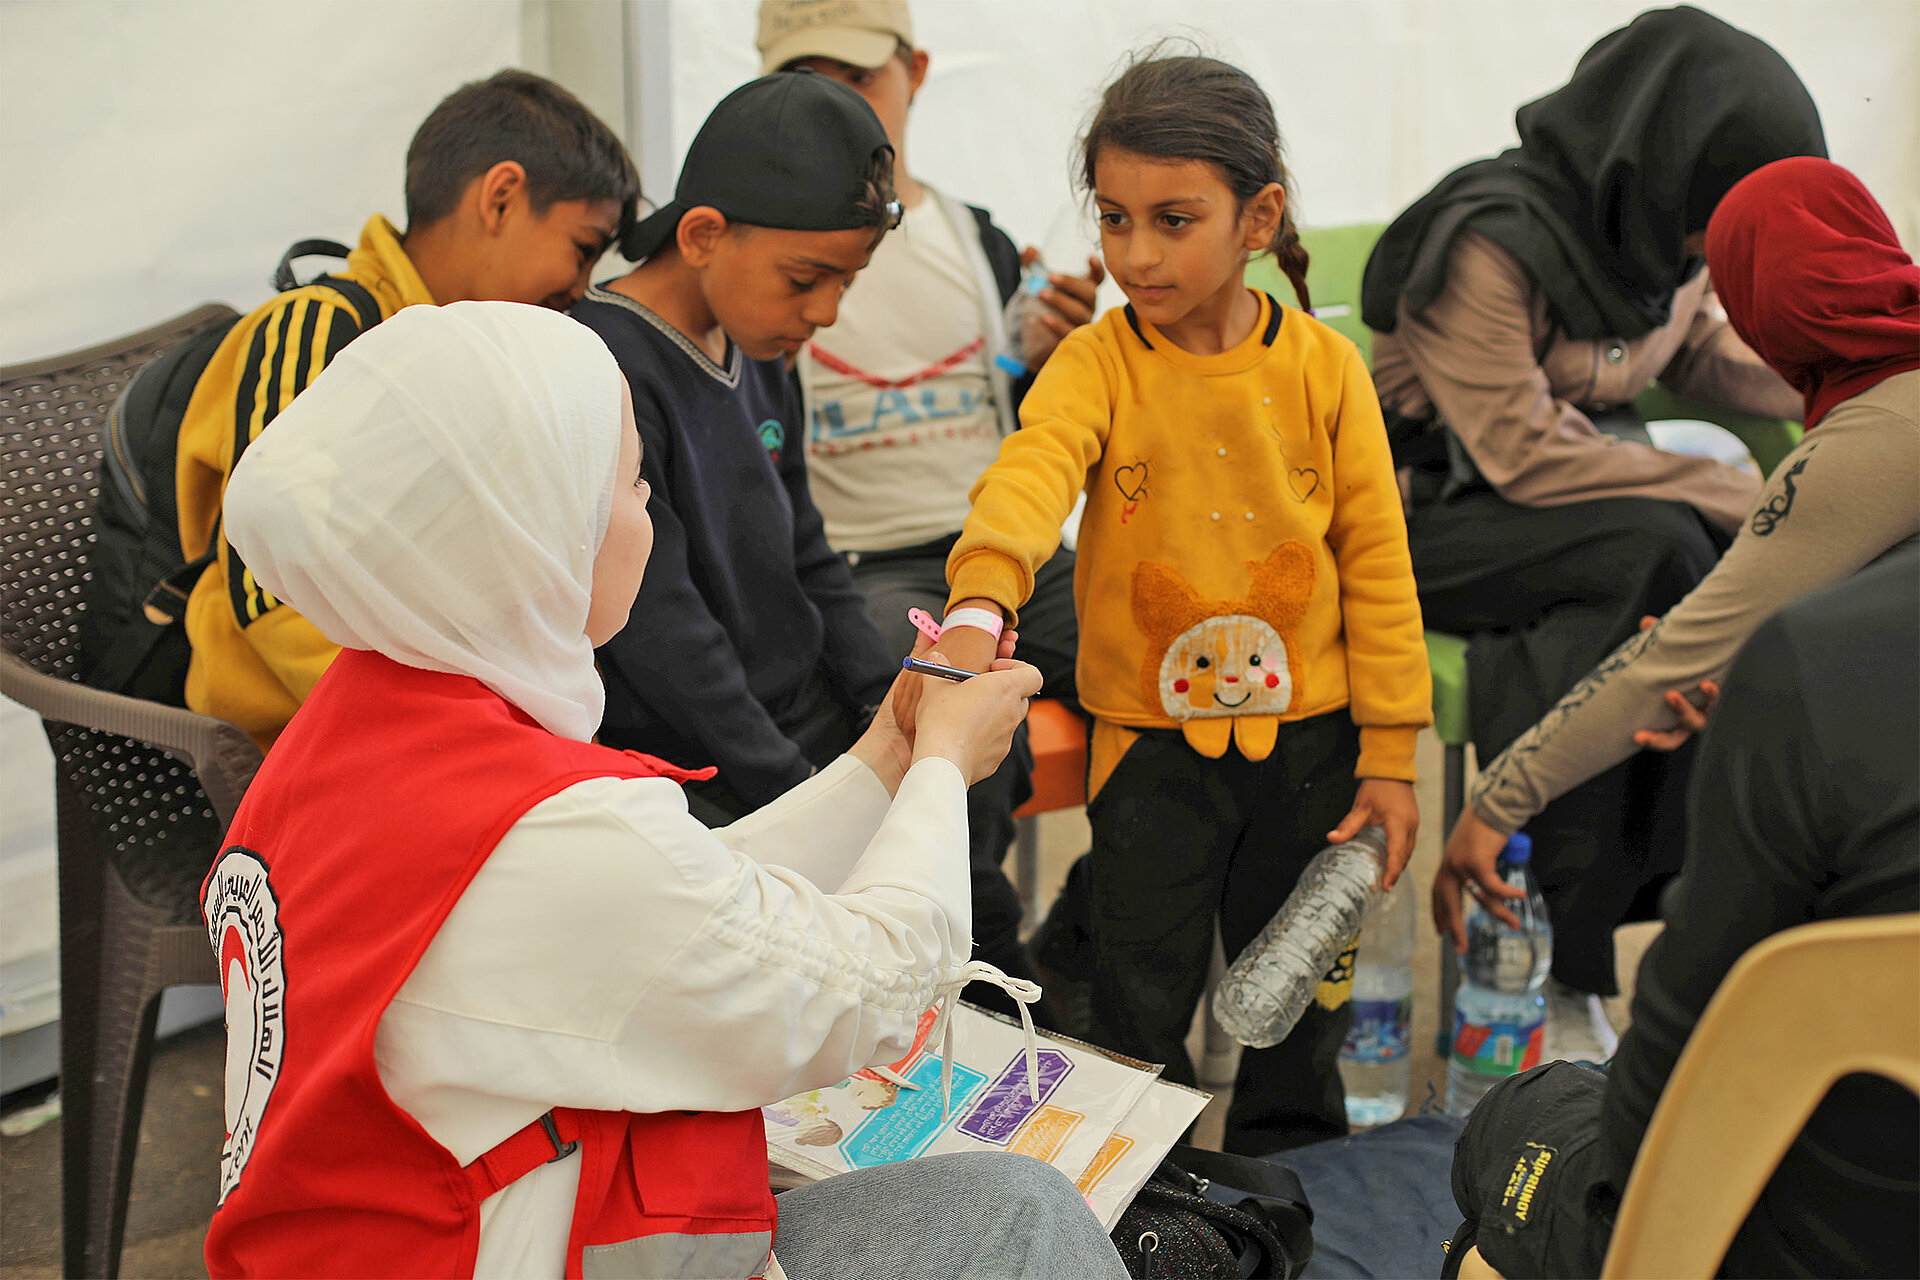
945, 332, 1116, 663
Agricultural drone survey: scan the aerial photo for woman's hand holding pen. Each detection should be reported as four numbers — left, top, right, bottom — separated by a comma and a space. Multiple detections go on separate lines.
932, 597, 1007, 674
861, 620, 1025, 791
910, 647, 1041, 785
891, 600, 1012, 740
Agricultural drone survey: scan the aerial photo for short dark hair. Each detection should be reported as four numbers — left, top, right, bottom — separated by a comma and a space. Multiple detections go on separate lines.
405, 69, 641, 231
1081, 50, 1311, 311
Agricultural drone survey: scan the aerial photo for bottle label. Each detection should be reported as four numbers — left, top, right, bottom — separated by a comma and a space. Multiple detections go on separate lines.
1341, 996, 1412, 1064
1313, 938, 1361, 1012
1451, 1009, 1545, 1079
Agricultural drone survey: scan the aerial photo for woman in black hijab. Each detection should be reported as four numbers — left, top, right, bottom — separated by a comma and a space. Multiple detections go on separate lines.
1361, 6, 1823, 1052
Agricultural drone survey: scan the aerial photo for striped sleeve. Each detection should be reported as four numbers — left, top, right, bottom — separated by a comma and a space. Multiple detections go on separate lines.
225, 291, 365, 628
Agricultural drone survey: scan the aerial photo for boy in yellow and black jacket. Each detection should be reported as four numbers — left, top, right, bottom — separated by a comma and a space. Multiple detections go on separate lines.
175, 70, 636, 751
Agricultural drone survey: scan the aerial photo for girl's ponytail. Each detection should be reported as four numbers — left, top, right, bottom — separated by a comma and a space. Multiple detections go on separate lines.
1271, 207, 1313, 313
1081, 49, 1310, 310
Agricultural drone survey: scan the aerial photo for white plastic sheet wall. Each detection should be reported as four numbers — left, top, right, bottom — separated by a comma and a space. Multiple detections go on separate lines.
659, 0, 1917, 266
0, 0, 524, 365
0, 0, 526, 1080
4, 1, 1912, 369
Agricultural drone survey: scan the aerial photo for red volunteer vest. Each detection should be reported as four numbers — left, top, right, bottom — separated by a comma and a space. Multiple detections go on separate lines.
200, 650, 776, 1278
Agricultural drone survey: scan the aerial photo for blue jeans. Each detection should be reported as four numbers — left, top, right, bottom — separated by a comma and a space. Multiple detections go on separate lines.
772, 1151, 1126, 1279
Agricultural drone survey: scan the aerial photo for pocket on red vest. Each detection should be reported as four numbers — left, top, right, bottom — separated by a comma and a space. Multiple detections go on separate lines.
629, 1110, 773, 1221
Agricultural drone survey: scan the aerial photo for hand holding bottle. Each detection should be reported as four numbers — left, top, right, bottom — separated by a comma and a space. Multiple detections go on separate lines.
1447, 834, 1553, 1116
1326, 777, 1419, 890
998, 251, 1106, 377
1213, 826, 1390, 1049
1435, 807, 1531, 951
1018, 248, 1105, 359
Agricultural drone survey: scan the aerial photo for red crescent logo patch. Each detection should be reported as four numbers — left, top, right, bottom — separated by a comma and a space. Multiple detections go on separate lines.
203, 847, 286, 1205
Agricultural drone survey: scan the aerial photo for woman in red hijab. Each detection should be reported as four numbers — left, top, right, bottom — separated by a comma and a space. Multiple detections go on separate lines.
1435, 156, 1920, 965
1707, 154, 1920, 428
1439, 157, 1918, 1280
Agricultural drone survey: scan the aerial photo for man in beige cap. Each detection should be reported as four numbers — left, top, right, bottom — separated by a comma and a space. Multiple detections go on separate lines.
756, 0, 1101, 1030
758, 0, 919, 86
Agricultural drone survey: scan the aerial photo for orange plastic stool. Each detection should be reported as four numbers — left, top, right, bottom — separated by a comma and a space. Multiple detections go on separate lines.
1010, 698, 1088, 925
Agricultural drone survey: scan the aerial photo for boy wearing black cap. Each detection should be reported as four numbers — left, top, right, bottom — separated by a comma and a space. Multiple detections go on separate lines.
573, 71, 901, 826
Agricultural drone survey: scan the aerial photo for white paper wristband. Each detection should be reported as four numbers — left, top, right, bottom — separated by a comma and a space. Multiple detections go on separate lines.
940, 606, 1006, 641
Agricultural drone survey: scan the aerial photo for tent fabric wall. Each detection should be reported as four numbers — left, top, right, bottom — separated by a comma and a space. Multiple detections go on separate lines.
0, 0, 526, 1083
0, 0, 523, 365
4, 0, 1912, 371
661, 0, 1917, 268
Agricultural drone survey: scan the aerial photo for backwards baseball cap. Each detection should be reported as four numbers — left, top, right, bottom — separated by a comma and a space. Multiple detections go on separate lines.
620, 69, 898, 263
757, 0, 914, 74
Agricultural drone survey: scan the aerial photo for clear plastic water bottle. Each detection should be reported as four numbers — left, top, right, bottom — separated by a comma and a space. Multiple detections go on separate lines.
1213, 827, 1388, 1049
992, 261, 1053, 379
1447, 833, 1553, 1117
1340, 871, 1415, 1125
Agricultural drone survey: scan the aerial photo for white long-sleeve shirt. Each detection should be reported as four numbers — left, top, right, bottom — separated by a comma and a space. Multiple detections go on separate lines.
371, 753, 972, 1277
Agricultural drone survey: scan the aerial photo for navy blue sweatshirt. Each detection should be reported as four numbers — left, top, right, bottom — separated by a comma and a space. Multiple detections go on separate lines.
572, 286, 896, 806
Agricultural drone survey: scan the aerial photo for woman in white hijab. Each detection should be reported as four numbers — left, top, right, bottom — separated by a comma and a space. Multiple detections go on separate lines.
199, 301, 1124, 1280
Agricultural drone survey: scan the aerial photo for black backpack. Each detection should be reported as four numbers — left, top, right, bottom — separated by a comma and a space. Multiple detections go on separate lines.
77, 240, 384, 703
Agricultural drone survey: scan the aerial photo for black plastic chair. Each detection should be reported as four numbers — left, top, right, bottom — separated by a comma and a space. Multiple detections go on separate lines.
0, 305, 261, 1277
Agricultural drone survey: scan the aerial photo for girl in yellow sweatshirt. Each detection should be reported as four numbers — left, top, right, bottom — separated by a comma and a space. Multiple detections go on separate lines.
939, 53, 1430, 1154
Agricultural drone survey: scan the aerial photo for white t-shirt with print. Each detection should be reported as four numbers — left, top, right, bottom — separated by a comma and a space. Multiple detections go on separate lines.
803, 197, 1004, 552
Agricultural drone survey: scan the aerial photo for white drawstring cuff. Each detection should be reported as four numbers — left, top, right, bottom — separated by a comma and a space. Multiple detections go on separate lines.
928, 960, 1044, 1117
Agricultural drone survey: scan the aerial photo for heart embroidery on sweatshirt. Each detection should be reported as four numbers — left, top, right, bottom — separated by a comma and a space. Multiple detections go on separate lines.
1114, 461, 1151, 524
1287, 467, 1320, 502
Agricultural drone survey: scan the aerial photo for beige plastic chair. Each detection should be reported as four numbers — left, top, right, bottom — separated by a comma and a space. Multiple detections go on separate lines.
1454, 912, 1920, 1279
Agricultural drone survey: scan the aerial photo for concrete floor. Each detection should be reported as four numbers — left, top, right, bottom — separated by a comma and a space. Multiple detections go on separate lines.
1, 1023, 222, 1278
0, 727, 1656, 1276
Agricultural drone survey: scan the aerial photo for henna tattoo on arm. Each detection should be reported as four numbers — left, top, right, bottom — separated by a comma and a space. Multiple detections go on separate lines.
1469, 616, 1667, 806
1750, 444, 1817, 537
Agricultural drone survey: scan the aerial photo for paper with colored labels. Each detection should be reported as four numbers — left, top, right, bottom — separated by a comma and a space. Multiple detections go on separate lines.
1075, 1075, 1212, 1228
1005, 1105, 1081, 1161
763, 1002, 1198, 1226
